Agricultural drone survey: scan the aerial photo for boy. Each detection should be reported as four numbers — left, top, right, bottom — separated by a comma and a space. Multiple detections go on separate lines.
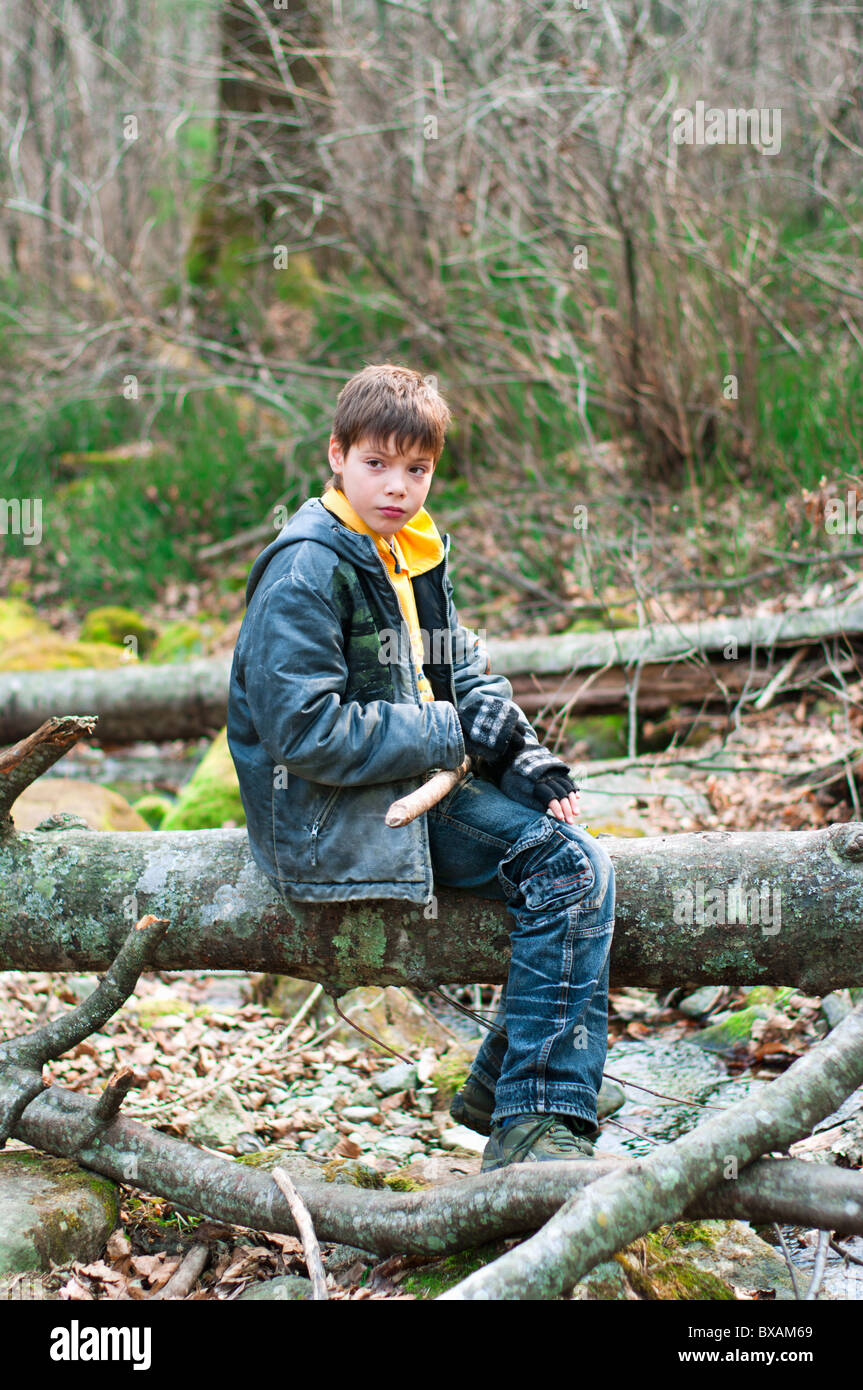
227, 363, 615, 1170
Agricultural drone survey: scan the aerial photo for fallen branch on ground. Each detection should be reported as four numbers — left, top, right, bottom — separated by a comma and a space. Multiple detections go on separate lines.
440, 999, 863, 1299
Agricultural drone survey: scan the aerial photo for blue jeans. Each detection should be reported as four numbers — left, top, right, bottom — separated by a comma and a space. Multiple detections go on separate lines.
427, 770, 615, 1130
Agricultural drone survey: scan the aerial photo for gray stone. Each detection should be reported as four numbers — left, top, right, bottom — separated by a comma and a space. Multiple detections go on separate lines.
341, 1106, 379, 1123
372, 1062, 418, 1096
597, 1079, 626, 1119
323, 1243, 376, 1274
822, 991, 852, 1030
374, 1135, 422, 1160
692, 1005, 769, 1055
682, 1221, 797, 1300
571, 1258, 640, 1300
0, 1152, 118, 1274
187, 1086, 254, 1150
237, 1275, 313, 1301
677, 986, 725, 1020
438, 1126, 486, 1155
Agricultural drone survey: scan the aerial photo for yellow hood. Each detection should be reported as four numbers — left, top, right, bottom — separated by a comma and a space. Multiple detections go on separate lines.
319, 487, 444, 576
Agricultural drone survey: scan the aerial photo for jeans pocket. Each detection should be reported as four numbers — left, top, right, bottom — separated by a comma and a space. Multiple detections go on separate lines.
501, 825, 596, 913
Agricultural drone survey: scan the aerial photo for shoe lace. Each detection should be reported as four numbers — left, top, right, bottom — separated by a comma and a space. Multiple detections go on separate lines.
508, 1115, 593, 1162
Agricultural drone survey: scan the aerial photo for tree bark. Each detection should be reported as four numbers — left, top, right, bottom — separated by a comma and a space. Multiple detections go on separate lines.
2, 587, 862, 744
2, 817, 863, 992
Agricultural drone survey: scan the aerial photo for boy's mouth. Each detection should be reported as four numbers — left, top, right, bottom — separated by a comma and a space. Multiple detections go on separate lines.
378, 506, 405, 517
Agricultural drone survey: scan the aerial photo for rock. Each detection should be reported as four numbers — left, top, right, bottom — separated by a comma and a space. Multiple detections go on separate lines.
323, 1244, 376, 1275
438, 1126, 486, 1155
597, 1079, 626, 1119
11, 779, 149, 832
187, 1086, 254, 1150
64, 975, 100, 1002
340, 1106, 380, 1123
821, 990, 853, 1030
372, 1061, 418, 1096
571, 1258, 640, 1300
232, 1133, 267, 1155
676, 1221, 796, 1300
374, 1136, 422, 1161
0, 1152, 118, 1273
692, 1005, 769, 1055
135, 992, 196, 1029
249, 974, 321, 1018
571, 1221, 763, 1300
237, 1275, 312, 1301
399, 1154, 481, 1184
677, 986, 725, 1020
233, 1149, 331, 1184
429, 1045, 476, 1108
160, 727, 244, 831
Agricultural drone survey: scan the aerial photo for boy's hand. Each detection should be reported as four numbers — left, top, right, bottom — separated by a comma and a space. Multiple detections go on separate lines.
547, 789, 581, 824
497, 743, 580, 816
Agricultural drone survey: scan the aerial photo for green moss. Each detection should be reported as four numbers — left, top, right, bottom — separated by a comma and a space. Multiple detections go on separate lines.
652, 1221, 725, 1250
382, 1172, 424, 1192
429, 1046, 474, 1105
321, 1160, 385, 1188
148, 621, 205, 664
563, 713, 627, 758
135, 996, 196, 1027
80, 606, 157, 655
332, 909, 388, 979
131, 794, 173, 829
694, 1004, 768, 1054
617, 1233, 737, 1300
401, 1240, 514, 1298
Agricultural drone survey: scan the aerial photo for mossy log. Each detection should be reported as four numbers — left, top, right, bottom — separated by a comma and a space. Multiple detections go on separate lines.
2, 818, 863, 993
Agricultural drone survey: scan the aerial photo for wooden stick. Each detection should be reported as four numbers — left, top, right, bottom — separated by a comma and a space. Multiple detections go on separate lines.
385, 756, 472, 827
272, 1167, 329, 1300
151, 1243, 209, 1300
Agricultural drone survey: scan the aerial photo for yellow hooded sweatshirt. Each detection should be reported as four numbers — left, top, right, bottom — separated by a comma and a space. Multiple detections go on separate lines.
319, 486, 445, 703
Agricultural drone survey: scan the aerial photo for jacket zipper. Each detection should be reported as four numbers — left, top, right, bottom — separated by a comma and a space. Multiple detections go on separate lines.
309, 785, 342, 867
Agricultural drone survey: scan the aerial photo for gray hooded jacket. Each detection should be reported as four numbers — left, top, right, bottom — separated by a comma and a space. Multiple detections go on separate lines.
226, 497, 537, 904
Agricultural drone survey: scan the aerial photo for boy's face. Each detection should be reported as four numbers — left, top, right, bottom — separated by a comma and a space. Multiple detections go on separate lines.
327, 432, 435, 538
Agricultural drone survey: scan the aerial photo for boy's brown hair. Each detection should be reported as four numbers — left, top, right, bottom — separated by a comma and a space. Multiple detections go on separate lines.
325, 363, 452, 492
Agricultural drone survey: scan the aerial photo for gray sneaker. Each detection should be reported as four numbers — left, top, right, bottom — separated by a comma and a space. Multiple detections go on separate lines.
481, 1114, 596, 1171
453, 1077, 625, 1137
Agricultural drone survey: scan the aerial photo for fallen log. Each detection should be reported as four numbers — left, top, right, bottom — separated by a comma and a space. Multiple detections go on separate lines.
3, 814, 863, 992
11, 1084, 863, 1256
2, 588, 862, 743
3, 717, 863, 993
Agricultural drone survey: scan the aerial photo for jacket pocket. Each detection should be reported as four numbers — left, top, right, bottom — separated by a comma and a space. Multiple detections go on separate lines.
309, 785, 343, 867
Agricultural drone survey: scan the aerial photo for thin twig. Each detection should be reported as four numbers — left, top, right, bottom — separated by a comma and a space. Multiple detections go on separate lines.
272, 1167, 329, 1300
772, 1224, 803, 1300
803, 1229, 830, 1301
